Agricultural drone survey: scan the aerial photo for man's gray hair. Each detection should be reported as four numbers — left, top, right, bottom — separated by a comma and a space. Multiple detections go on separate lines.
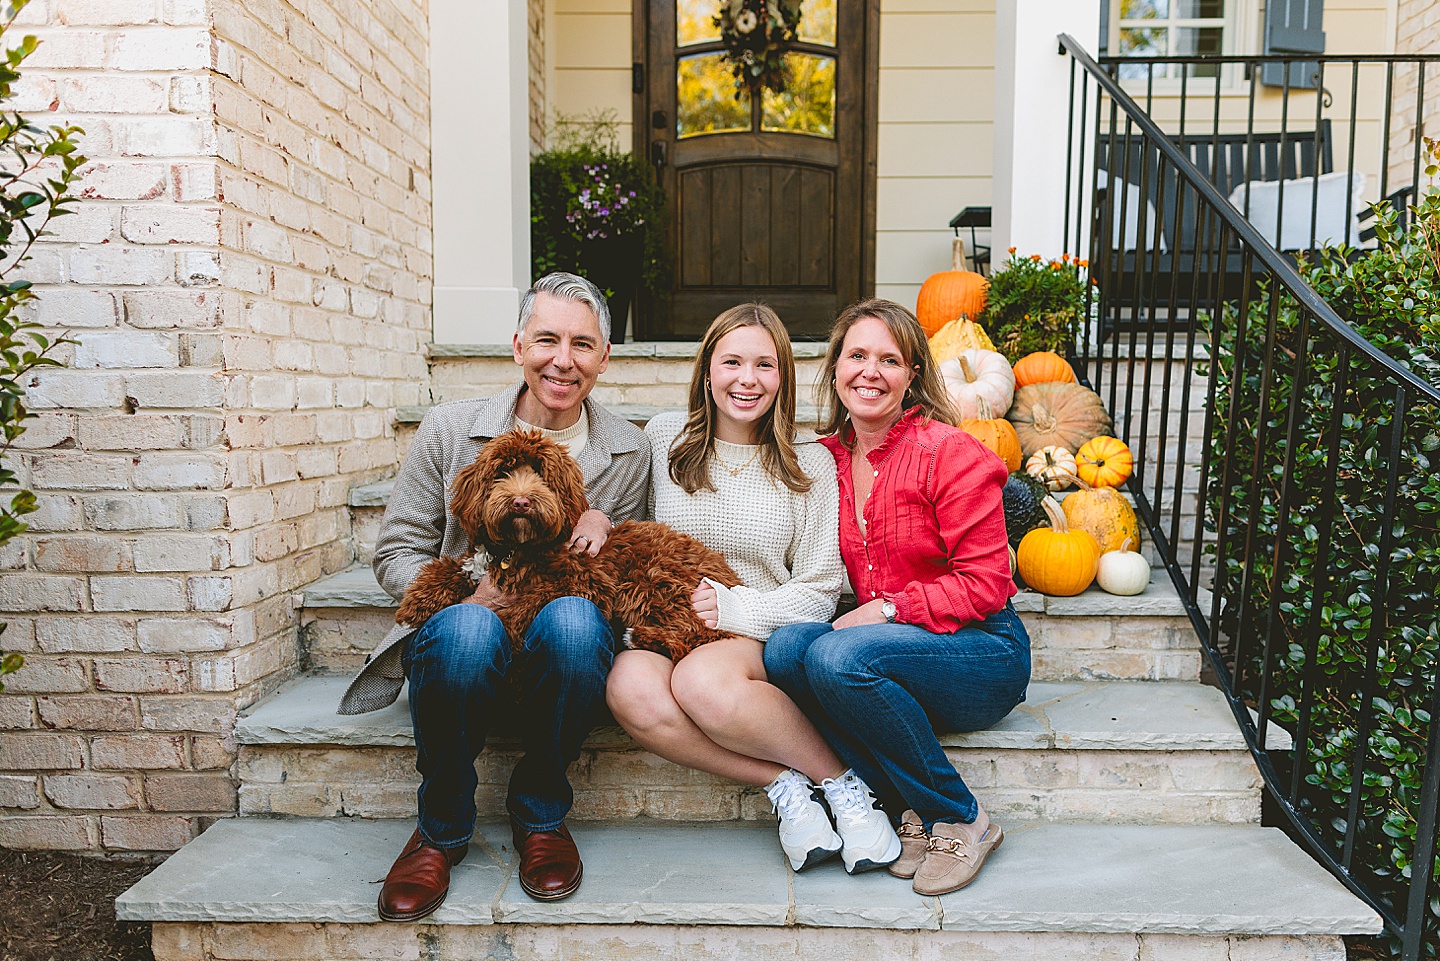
517, 272, 612, 343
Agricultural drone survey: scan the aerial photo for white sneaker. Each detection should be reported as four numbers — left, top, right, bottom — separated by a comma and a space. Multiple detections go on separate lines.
820, 770, 902, 874
765, 769, 842, 871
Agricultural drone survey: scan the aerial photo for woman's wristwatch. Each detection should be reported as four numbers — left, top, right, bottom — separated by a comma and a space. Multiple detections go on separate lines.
881, 599, 897, 623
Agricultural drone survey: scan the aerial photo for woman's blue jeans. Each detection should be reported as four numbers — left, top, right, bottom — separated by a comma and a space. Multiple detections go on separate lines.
763, 603, 1031, 829
401, 598, 613, 850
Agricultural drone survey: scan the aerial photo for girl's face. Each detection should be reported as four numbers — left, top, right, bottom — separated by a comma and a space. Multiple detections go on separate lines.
834, 316, 915, 431
708, 325, 782, 444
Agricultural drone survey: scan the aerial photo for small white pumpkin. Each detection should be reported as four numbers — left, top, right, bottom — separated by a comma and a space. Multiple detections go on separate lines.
1096, 537, 1151, 596
1025, 445, 1077, 491
940, 348, 1014, 420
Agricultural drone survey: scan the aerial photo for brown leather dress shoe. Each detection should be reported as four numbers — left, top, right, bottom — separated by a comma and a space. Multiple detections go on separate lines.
512, 822, 583, 901
377, 828, 468, 921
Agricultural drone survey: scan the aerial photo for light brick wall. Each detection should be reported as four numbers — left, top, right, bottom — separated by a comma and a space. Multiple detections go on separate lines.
1391, 0, 1440, 190
0, 0, 431, 852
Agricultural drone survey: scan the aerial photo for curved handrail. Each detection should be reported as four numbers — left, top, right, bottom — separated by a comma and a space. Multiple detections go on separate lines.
1059, 33, 1440, 407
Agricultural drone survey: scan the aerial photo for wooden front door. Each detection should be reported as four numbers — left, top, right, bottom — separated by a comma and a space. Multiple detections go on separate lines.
637, 1, 876, 340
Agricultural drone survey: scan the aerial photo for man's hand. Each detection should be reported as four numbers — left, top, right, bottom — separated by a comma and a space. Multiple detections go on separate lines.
567, 508, 613, 556
464, 574, 514, 611
833, 598, 888, 630
691, 581, 719, 629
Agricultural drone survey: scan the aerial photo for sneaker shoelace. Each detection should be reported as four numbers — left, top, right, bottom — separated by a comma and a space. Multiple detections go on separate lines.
766, 773, 814, 822
822, 777, 873, 827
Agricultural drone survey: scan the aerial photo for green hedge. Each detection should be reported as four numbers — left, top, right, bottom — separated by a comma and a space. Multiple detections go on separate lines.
1207, 193, 1440, 954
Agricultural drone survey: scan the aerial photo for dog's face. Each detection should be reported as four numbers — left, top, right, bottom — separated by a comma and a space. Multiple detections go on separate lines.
449, 430, 589, 555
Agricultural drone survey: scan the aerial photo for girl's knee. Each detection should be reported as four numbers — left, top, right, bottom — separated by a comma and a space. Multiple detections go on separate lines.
607, 660, 687, 739
670, 656, 747, 729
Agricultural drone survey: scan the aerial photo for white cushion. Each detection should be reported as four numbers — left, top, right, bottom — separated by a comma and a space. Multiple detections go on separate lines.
1096, 169, 1168, 252
1227, 171, 1371, 250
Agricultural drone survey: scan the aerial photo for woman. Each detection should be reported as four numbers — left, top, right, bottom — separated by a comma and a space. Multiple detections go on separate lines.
763, 299, 1031, 896
606, 303, 901, 874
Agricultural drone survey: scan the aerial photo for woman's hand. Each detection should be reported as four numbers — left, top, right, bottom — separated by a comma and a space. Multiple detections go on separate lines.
567, 509, 613, 556
465, 574, 513, 611
833, 598, 889, 630
691, 581, 719, 629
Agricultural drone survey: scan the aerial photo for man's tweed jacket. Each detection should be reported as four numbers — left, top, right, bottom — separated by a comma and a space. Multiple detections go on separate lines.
337, 383, 652, 715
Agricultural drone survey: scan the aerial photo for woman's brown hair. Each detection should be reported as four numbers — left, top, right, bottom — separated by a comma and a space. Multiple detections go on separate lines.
815, 298, 960, 437
668, 303, 813, 494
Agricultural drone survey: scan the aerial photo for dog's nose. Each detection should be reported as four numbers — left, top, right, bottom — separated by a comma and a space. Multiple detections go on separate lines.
511, 496, 531, 513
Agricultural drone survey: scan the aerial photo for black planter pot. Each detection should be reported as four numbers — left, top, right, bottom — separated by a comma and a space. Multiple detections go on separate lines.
579, 234, 642, 343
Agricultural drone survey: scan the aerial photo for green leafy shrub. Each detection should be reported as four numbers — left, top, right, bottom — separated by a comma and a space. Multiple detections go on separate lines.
0, 0, 87, 690
530, 110, 668, 298
1207, 192, 1440, 955
980, 250, 1089, 363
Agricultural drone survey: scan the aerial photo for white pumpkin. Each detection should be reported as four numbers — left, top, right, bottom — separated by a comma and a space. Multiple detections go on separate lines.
940, 349, 1014, 420
1096, 538, 1150, 596
1025, 445, 1077, 491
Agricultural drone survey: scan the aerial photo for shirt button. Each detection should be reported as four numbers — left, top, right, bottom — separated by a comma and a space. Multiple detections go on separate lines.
870, 590, 877, 597
873, 470, 879, 477
868, 564, 873, 570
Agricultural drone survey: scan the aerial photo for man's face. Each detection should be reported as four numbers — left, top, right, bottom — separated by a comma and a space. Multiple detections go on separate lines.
512, 292, 610, 429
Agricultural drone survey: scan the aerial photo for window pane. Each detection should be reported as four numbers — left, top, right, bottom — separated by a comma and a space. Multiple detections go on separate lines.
760, 53, 835, 137
797, 0, 836, 45
1120, 0, 1168, 20
678, 53, 751, 138
677, 0, 720, 46
1173, 26, 1223, 56
1118, 26, 1165, 79
1175, 0, 1224, 17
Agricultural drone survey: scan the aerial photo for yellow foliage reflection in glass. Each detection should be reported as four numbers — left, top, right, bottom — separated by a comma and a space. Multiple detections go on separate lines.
761, 53, 835, 138
678, 53, 751, 138
677, 0, 720, 46
797, 0, 836, 45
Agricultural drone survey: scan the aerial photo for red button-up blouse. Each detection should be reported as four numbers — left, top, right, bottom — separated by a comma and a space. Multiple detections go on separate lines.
822, 408, 1016, 634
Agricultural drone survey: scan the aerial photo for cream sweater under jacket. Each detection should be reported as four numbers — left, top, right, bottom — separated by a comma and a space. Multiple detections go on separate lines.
645, 412, 844, 641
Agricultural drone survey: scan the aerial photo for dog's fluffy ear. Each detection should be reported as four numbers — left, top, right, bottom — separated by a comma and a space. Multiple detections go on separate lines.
449, 443, 504, 545
535, 434, 590, 526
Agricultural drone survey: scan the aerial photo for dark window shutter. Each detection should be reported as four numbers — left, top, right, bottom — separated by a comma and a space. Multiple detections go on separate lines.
1262, 0, 1325, 89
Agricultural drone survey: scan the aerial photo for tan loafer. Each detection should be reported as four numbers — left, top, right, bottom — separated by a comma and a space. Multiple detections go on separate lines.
911, 819, 1004, 895
887, 810, 929, 879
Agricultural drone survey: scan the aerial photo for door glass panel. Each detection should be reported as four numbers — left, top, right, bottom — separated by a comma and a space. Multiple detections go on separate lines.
1121, 0, 1167, 17
760, 53, 835, 137
677, 0, 721, 46
797, 0, 837, 45
1175, 0, 1223, 16
678, 53, 751, 138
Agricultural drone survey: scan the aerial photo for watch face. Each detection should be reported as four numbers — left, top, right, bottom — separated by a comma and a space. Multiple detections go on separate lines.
882, 600, 896, 622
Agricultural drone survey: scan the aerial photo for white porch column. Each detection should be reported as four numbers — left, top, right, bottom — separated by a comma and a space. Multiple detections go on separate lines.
430, 0, 531, 345
992, 1, 1101, 261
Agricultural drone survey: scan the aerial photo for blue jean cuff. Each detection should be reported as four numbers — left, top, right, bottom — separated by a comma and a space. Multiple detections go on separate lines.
511, 816, 567, 834
418, 825, 472, 850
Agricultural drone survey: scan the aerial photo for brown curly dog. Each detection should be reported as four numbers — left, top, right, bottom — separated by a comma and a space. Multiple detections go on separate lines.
394, 429, 741, 660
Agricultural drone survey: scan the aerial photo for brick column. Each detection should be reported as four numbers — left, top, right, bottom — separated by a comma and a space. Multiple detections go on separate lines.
0, 0, 432, 852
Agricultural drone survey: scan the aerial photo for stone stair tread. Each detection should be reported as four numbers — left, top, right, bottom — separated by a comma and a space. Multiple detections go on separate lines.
238, 674, 1288, 753
116, 817, 1378, 934
302, 565, 1201, 617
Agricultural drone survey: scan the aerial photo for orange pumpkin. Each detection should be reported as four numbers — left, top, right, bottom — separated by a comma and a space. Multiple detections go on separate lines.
1075, 435, 1133, 489
961, 397, 1023, 471
1017, 497, 1100, 596
916, 238, 988, 336
1012, 351, 1077, 388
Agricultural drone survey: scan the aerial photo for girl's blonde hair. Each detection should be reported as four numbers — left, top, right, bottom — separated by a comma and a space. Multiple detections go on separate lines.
816, 298, 959, 437
668, 303, 812, 494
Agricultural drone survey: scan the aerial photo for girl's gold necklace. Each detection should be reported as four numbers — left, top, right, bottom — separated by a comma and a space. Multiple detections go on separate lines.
714, 446, 759, 476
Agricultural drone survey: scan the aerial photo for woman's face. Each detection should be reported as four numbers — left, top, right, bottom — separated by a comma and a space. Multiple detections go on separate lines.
708, 324, 782, 444
834, 316, 915, 431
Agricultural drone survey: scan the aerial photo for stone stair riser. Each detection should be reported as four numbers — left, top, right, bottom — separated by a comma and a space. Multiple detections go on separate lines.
235, 744, 1259, 825
300, 607, 1202, 683
150, 921, 1345, 961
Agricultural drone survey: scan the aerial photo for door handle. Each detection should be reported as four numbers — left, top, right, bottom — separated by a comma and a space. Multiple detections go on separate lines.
650, 141, 667, 167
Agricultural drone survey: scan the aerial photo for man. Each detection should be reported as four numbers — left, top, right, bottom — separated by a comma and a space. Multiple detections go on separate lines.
339, 273, 650, 920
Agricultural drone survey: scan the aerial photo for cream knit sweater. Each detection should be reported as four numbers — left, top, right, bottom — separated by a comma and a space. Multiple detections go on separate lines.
645, 412, 844, 641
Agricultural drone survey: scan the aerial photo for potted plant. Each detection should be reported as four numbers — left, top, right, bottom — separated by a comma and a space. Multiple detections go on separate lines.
531, 111, 667, 341
981, 249, 1090, 364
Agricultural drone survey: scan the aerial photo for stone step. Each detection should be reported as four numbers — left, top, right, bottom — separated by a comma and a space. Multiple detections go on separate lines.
236, 674, 1269, 826
297, 567, 1205, 682
117, 817, 1378, 961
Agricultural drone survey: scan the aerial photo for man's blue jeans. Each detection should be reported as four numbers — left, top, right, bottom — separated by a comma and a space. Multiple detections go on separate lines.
401, 598, 613, 850
763, 603, 1030, 829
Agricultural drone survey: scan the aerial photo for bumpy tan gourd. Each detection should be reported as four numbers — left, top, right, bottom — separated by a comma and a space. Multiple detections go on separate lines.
929, 316, 996, 364
1007, 382, 1111, 458
1061, 481, 1141, 554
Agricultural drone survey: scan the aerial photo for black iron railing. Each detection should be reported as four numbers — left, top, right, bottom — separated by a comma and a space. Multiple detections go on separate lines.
1058, 36, 1440, 960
